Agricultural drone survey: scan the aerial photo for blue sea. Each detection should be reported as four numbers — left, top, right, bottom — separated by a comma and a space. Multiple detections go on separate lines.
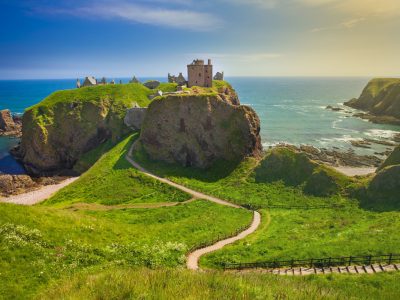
1, 77, 399, 174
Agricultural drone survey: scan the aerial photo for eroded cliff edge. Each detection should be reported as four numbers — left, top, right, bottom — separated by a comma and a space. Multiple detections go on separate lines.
345, 78, 400, 125
135, 91, 262, 168
16, 84, 153, 175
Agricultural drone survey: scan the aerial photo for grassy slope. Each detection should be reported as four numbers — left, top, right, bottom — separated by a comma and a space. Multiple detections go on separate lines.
133, 148, 400, 267
40, 268, 400, 300
0, 134, 252, 298
202, 208, 400, 267
46, 133, 191, 206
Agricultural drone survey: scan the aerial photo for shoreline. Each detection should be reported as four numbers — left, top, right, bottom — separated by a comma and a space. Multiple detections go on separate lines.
332, 166, 376, 177
0, 177, 79, 205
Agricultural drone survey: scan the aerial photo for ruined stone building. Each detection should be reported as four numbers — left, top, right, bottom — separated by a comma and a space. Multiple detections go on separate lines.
82, 76, 97, 87
168, 73, 187, 86
214, 72, 224, 80
187, 59, 213, 88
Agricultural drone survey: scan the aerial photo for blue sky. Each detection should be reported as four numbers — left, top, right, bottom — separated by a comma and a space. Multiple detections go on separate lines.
1, 0, 400, 79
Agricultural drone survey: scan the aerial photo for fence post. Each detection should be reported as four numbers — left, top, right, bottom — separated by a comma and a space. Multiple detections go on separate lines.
328, 257, 331, 267
368, 255, 372, 265
388, 253, 393, 265
348, 256, 352, 266
291, 259, 294, 268
310, 258, 313, 268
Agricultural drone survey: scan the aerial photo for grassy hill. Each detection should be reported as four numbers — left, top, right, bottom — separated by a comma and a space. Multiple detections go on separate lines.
345, 78, 400, 123
0, 134, 252, 298
133, 146, 400, 269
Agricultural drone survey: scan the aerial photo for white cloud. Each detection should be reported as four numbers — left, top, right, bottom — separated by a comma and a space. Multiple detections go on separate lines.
311, 17, 365, 32
34, 1, 221, 31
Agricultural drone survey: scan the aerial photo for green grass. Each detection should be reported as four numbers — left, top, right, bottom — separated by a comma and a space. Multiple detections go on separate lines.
133, 149, 352, 209
133, 146, 400, 269
0, 132, 253, 298
39, 268, 400, 300
0, 200, 251, 298
27, 83, 153, 113
201, 208, 400, 268
46, 133, 191, 206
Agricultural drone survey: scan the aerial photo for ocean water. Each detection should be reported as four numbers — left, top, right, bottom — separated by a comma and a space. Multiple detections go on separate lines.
0, 77, 399, 174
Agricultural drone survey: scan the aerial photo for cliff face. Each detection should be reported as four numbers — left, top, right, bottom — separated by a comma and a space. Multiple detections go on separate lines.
136, 92, 262, 168
345, 78, 400, 123
19, 84, 152, 175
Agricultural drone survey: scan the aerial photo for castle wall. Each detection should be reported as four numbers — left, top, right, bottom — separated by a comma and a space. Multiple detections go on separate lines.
187, 59, 213, 88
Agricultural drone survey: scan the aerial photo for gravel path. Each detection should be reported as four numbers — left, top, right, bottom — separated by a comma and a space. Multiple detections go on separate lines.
187, 211, 261, 270
126, 142, 261, 270
0, 177, 79, 205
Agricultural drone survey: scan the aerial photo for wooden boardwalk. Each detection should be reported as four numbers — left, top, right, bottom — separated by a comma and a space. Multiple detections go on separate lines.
232, 263, 400, 276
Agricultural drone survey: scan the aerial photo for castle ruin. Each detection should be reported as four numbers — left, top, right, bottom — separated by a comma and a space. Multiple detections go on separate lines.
187, 59, 213, 88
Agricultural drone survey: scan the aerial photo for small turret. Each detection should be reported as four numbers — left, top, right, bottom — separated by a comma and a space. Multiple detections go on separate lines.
76, 79, 81, 89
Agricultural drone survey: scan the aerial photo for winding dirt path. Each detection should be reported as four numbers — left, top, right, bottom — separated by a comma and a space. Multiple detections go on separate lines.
0, 177, 79, 205
126, 142, 261, 270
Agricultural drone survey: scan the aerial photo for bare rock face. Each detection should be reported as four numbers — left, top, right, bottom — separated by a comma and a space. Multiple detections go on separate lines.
136, 94, 262, 168
124, 107, 147, 130
19, 100, 129, 175
0, 109, 21, 136
0, 174, 37, 196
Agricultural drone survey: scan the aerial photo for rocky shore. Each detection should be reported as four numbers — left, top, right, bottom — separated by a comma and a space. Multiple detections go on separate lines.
0, 175, 68, 197
269, 144, 383, 168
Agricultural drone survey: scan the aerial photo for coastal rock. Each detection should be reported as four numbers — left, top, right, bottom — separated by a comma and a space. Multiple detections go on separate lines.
0, 174, 37, 196
144, 80, 161, 89
326, 105, 344, 112
274, 143, 382, 167
378, 145, 400, 171
18, 87, 133, 175
254, 147, 348, 196
345, 78, 400, 125
136, 93, 262, 168
0, 109, 21, 137
369, 165, 400, 196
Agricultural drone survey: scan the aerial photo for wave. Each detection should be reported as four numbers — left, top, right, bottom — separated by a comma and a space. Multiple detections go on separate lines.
331, 119, 360, 133
364, 129, 400, 139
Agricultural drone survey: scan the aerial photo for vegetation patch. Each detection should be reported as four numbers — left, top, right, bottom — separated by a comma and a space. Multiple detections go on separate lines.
46, 134, 191, 206
201, 208, 400, 268
40, 268, 400, 300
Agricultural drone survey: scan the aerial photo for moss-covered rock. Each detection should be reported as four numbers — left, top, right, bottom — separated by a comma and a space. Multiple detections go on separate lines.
19, 84, 153, 175
255, 147, 352, 196
136, 89, 262, 169
378, 145, 400, 171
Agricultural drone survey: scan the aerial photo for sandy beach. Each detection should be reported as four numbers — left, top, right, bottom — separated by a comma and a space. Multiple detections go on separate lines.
333, 166, 376, 177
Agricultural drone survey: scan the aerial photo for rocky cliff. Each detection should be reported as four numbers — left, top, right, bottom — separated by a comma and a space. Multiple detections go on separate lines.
345, 78, 400, 124
0, 109, 21, 136
136, 89, 262, 168
18, 84, 153, 175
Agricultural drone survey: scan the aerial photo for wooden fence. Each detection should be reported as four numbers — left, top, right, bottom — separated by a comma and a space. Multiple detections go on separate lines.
223, 254, 400, 270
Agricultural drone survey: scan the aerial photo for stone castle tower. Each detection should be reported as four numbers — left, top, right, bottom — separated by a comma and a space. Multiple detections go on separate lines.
187, 59, 213, 88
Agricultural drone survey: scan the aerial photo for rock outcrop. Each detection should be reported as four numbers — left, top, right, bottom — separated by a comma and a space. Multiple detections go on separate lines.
136, 92, 262, 168
254, 147, 350, 196
0, 109, 21, 137
16, 84, 148, 175
124, 107, 147, 130
144, 80, 160, 89
345, 78, 400, 125
0, 174, 37, 196
378, 145, 400, 171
